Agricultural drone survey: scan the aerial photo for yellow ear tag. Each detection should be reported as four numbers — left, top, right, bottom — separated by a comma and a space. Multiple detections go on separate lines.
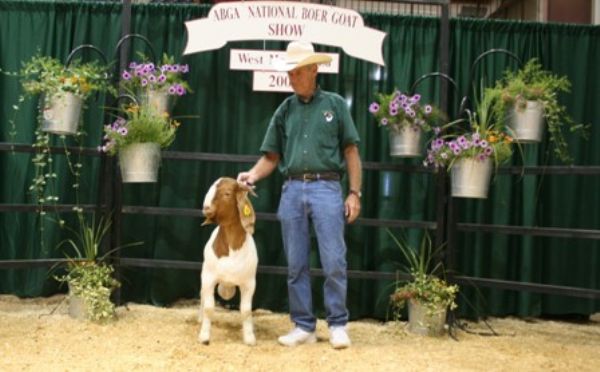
243, 204, 252, 217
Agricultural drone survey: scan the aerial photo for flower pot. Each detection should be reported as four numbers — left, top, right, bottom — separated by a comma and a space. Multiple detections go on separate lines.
408, 299, 447, 336
119, 143, 161, 183
450, 157, 493, 199
509, 100, 544, 143
68, 283, 86, 320
389, 125, 422, 157
41, 92, 83, 135
143, 89, 171, 115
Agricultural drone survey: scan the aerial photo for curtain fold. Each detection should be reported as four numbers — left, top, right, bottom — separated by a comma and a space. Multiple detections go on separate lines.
1, 2, 598, 319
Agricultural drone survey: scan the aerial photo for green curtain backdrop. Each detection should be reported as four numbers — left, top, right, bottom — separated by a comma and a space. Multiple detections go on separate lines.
1, 1, 598, 320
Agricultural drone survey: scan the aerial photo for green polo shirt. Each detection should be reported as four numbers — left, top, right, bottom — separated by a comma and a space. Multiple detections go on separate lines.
260, 88, 360, 176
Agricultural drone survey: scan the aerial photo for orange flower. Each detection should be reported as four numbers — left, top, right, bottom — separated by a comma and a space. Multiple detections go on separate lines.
487, 135, 498, 143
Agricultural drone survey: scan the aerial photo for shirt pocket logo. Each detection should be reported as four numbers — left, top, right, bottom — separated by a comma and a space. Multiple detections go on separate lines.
323, 110, 334, 123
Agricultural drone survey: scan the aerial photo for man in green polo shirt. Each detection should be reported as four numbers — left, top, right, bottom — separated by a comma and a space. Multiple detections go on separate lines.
237, 41, 362, 349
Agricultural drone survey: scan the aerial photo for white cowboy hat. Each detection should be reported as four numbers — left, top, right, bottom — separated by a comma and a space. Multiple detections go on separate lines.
272, 41, 332, 72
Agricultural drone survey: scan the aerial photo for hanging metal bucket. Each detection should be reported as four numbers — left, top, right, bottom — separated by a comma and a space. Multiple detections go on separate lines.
143, 89, 171, 115
450, 157, 493, 199
509, 100, 544, 143
389, 125, 422, 157
41, 92, 83, 135
408, 299, 447, 337
119, 143, 161, 183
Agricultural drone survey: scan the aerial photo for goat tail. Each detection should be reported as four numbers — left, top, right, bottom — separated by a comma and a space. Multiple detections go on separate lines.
217, 283, 236, 300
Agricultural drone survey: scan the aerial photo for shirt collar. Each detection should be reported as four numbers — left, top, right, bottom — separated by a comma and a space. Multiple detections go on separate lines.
296, 86, 321, 104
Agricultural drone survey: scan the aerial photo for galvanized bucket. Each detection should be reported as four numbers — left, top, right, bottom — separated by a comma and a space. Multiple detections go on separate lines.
119, 143, 161, 183
451, 157, 493, 199
389, 125, 422, 157
509, 100, 545, 143
143, 89, 171, 115
41, 92, 83, 135
68, 283, 86, 320
408, 299, 447, 337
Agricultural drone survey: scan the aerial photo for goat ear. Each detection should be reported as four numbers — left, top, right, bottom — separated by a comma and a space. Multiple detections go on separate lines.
236, 190, 255, 235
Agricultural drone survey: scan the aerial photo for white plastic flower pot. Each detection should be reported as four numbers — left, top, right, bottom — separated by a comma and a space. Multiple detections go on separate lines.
408, 299, 447, 337
509, 100, 545, 143
389, 125, 422, 157
41, 92, 83, 135
143, 89, 171, 115
119, 143, 161, 183
450, 157, 493, 199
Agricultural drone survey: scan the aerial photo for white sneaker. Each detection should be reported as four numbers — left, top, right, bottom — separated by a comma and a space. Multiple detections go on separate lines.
277, 327, 317, 347
329, 326, 351, 349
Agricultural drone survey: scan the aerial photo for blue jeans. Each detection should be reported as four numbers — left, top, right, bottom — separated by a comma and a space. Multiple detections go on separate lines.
277, 179, 348, 332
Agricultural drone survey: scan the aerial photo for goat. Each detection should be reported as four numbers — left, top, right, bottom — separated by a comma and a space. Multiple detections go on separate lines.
199, 177, 258, 345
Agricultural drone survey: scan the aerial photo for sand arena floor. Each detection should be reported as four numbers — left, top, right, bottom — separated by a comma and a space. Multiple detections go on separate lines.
1, 294, 599, 371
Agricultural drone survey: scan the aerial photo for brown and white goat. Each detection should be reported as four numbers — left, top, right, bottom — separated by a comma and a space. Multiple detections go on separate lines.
199, 177, 258, 345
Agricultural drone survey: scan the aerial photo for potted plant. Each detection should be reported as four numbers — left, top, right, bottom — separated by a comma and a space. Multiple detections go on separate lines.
54, 213, 120, 322
101, 103, 179, 183
424, 92, 514, 198
19, 55, 113, 135
120, 54, 190, 115
488, 59, 586, 162
387, 230, 458, 336
369, 90, 444, 157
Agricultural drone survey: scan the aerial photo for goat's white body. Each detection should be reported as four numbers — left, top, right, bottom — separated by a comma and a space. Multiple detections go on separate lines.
199, 227, 258, 346
202, 227, 258, 284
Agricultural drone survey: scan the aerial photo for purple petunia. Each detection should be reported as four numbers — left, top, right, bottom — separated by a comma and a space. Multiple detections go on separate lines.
389, 107, 399, 116
122, 71, 132, 80
141, 78, 148, 87
168, 86, 177, 95
424, 105, 432, 114
118, 127, 128, 136
157, 74, 167, 83
369, 102, 380, 114
176, 85, 186, 96
180, 64, 189, 73
380, 118, 388, 126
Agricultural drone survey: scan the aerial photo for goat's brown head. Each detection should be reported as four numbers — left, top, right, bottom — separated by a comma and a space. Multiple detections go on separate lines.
202, 177, 256, 234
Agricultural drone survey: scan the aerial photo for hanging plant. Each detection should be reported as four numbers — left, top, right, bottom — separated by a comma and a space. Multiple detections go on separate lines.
487, 59, 588, 163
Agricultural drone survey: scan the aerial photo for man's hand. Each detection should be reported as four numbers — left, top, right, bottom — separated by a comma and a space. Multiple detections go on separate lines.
344, 193, 361, 223
237, 171, 258, 186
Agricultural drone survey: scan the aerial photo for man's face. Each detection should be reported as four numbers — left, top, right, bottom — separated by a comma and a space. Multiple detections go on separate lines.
288, 64, 317, 98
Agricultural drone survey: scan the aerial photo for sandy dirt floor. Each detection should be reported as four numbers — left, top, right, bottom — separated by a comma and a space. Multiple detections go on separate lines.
1, 295, 599, 372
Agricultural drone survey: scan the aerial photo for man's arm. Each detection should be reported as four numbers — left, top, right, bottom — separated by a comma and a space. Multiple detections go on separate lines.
237, 152, 280, 185
343, 144, 362, 223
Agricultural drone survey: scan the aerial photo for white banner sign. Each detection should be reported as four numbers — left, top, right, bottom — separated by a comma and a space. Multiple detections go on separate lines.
184, 1, 386, 66
230, 49, 339, 73
253, 71, 293, 92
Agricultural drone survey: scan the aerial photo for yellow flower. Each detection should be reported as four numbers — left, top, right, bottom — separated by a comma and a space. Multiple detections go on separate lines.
125, 104, 139, 113
487, 135, 498, 143
81, 83, 91, 93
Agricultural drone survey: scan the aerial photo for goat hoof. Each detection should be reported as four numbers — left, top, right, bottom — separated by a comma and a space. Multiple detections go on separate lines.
201, 339, 210, 346
244, 335, 256, 346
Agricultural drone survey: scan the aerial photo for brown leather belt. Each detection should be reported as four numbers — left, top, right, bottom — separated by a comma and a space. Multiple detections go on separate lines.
288, 172, 341, 182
